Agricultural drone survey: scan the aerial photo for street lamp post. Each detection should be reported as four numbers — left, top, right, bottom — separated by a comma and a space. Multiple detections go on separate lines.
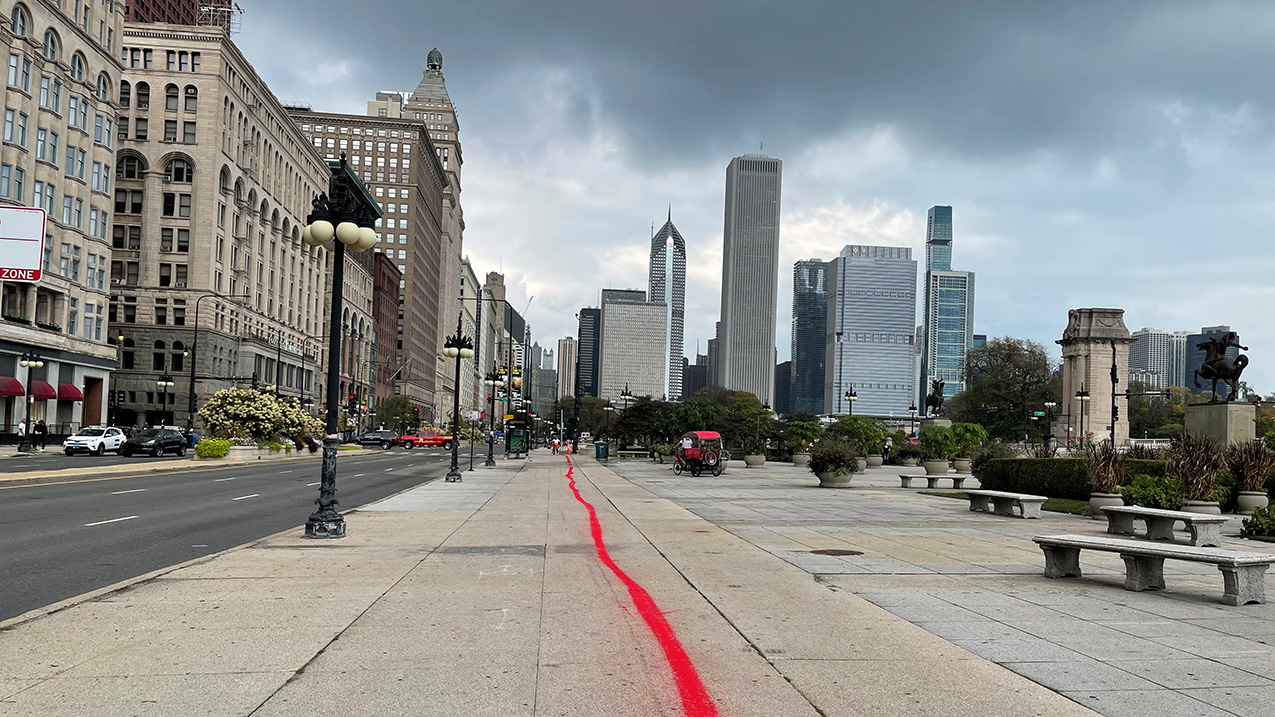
443, 312, 475, 482
844, 385, 858, 416
1044, 400, 1057, 447
302, 154, 380, 539
157, 374, 175, 426
908, 404, 918, 438
603, 404, 615, 458
1075, 384, 1091, 439
483, 369, 504, 466
17, 352, 43, 452
186, 293, 251, 432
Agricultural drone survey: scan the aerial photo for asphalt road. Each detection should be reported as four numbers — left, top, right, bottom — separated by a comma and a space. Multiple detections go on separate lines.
0, 448, 458, 622
0, 444, 414, 474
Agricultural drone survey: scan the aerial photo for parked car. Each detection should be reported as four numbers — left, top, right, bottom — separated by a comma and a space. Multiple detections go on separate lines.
62, 426, 127, 456
121, 428, 188, 457
400, 429, 454, 450
356, 429, 400, 449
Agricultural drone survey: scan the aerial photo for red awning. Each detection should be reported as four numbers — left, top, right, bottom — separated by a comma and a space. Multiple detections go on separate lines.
57, 383, 84, 401
29, 381, 57, 400
0, 377, 22, 396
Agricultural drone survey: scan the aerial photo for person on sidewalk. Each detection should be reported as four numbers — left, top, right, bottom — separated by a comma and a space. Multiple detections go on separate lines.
551, 437, 560, 455
16, 418, 26, 445
32, 420, 47, 451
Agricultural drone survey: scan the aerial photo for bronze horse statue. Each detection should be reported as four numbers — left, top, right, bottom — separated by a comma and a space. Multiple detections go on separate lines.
925, 379, 945, 417
1194, 332, 1248, 402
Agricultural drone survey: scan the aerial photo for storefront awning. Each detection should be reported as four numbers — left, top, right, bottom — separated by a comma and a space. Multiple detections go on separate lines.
29, 381, 57, 400
0, 377, 22, 396
57, 383, 84, 401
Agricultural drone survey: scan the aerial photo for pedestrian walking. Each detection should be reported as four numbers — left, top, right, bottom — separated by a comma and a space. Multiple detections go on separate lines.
33, 420, 47, 451
16, 418, 26, 443
551, 437, 560, 455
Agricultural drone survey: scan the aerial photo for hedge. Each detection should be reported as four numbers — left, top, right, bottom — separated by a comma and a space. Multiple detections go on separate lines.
977, 458, 1169, 500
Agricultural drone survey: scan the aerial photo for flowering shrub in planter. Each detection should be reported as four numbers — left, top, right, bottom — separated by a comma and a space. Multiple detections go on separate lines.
198, 388, 322, 443
195, 438, 231, 459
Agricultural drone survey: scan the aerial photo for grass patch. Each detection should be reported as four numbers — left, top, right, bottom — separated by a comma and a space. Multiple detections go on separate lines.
1245, 534, 1275, 544
917, 491, 1090, 515
337, 445, 361, 451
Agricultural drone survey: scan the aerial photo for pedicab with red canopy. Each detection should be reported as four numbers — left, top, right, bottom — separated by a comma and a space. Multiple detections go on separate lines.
673, 430, 724, 477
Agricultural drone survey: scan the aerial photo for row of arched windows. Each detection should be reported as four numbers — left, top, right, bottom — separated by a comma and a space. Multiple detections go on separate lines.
11, 4, 114, 101
114, 153, 194, 183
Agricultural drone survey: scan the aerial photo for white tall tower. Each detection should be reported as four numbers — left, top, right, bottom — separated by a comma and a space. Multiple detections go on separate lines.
649, 210, 686, 400
717, 155, 782, 406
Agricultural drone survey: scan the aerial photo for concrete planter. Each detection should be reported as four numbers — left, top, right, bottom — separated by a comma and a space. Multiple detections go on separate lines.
1182, 499, 1223, 515
865, 454, 884, 468
1088, 492, 1123, 520
744, 454, 766, 468
223, 445, 292, 462
854, 457, 867, 474
901, 457, 918, 467
791, 452, 811, 467
952, 458, 973, 475
1237, 491, 1270, 515
817, 470, 853, 488
922, 459, 950, 475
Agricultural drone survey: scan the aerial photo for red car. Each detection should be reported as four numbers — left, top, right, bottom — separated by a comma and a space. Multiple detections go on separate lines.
400, 429, 454, 450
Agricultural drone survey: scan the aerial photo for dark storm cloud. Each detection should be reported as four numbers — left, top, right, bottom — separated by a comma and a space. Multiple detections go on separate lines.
239, 1, 1275, 388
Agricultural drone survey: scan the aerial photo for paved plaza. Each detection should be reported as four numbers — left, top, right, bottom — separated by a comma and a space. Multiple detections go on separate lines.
0, 453, 1271, 716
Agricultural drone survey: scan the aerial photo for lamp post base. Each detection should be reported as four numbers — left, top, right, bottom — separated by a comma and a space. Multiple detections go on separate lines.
484, 452, 496, 467
305, 510, 346, 538
17, 439, 32, 453
445, 465, 463, 482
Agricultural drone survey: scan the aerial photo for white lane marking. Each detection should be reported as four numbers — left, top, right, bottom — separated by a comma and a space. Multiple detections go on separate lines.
385, 468, 394, 472
231, 494, 260, 501
85, 515, 138, 527
214, 477, 236, 482
353, 473, 365, 477
192, 544, 208, 548
110, 488, 146, 495
280, 470, 294, 474
306, 482, 320, 486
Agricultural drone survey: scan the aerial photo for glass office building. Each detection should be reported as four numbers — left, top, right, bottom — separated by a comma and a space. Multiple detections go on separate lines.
791, 259, 830, 414
920, 206, 975, 403
824, 245, 917, 417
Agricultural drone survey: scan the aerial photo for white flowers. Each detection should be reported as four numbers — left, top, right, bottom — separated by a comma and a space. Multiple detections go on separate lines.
199, 388, 322, 442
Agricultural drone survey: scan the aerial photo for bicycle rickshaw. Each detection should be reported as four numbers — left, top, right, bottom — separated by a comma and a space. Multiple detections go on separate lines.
673, 430, 724, 477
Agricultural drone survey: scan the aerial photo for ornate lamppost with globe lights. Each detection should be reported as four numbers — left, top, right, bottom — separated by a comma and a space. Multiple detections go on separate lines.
442, 313, 475, 482
843, 385, 858, 416
483, 369, 504, 466
16, 351, 43, 452
156, 374, 175, 426
300, 155, 381, 539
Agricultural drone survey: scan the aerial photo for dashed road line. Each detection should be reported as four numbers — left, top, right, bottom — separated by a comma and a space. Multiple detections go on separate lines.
85, 515, 138, 527
110, 488, 146, 495
214, 477, 236, 482
231, 494, 260, 501
306, 482, 319, 486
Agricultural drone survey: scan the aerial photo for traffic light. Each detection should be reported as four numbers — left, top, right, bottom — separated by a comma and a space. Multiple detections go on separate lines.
413, 407, 420, 421
251, 372, 260, 389
1112, 404, 1119, 421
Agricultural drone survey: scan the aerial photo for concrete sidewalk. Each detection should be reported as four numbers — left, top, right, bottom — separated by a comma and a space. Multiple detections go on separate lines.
0, 453, 1097, 716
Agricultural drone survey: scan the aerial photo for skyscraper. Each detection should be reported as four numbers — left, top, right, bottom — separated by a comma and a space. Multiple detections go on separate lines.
791, 260, 830, 414
599, 293, 667, 402
1129, 328, 1192, 389
825, 246, 917, 416
717, 155, 783, 405
649, 213, 686, 399
557, 337, 577, 399
577, 308, 601, 398
920, 206, 975, 404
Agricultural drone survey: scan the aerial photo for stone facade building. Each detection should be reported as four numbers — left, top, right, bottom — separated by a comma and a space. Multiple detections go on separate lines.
287, 106, 447, 413
106, 23, 336, 428
0, 1, 126, 435
556, 336, 576, 400
371, 251, 401, 411
1057, 308, 1132, 445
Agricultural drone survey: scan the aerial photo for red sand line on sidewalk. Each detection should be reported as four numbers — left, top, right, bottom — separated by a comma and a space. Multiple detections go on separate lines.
563, 455, 719, 717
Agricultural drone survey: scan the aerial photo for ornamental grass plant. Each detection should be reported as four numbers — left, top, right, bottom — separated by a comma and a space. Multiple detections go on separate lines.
1169, 433, 1225, 502
1226, 441, 1275, 492
1085, 439, 1124, 493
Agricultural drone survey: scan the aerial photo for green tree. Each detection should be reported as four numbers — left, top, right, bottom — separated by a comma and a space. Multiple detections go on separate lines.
376, 396, 418, 433
948, 337, 1058, 441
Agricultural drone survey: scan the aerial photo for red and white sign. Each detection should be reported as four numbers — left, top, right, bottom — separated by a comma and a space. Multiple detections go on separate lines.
0, 207, 47, 283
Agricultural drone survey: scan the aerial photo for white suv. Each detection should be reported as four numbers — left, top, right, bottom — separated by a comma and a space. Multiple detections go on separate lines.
63, 426, 126, 456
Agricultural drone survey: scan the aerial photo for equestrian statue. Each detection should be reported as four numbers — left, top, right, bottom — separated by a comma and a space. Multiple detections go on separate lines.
925, 379, 945, 417
1194, 332, 1249, 402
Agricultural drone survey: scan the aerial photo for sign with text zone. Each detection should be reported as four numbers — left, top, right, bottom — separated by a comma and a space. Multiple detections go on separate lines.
0, 207, 47, 283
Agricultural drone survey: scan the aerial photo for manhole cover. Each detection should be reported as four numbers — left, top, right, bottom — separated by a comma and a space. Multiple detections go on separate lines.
809, 549, 863, 556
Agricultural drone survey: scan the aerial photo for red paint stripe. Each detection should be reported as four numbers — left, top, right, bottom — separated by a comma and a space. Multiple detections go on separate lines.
563, 455, 718, 717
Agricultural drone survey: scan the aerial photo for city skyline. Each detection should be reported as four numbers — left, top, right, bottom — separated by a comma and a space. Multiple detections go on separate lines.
225, 3, 1275, 392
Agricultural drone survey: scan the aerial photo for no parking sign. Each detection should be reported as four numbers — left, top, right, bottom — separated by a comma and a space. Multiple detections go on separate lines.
0, 207, 47, 283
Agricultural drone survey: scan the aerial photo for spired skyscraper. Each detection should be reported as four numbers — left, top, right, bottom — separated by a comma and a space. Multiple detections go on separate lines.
716, 155, 783, 406
649, 212, 686, 399
791, 260, 830, 414
920, 206, 976, 404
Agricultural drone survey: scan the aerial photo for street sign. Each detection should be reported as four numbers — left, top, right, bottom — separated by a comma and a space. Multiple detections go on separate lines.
0, 207, 47, 283
1033, 411, 1046, 416
467, 410, 481, 421
503, 414, 514, 420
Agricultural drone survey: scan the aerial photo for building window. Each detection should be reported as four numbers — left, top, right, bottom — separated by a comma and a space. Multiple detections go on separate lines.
69, 53, 85, 82
182, 121, 195, 143
10, 5, 28, 37
163, 120, 176, 142
135, 82, 149, 108
42, 30, 58, 62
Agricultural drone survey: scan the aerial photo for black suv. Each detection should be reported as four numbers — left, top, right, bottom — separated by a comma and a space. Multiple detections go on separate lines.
121, 428, 188, 457
356, 429, 400, 449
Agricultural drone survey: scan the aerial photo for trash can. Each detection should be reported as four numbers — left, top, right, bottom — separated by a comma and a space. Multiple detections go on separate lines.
594, 441, 608, 460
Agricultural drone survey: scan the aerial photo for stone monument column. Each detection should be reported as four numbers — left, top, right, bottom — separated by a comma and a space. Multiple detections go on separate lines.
1057, 308, 1133, 446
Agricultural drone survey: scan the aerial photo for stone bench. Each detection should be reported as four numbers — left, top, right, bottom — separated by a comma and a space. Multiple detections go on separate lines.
899, 474, 969, 490
1102, 505, 1229, 547
614, 449, 649, 459
1033, 534, 1275, 606
964, 489, 1046, 519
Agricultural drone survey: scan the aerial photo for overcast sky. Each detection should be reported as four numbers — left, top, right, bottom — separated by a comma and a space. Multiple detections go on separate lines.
239, 1, 1275, 390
